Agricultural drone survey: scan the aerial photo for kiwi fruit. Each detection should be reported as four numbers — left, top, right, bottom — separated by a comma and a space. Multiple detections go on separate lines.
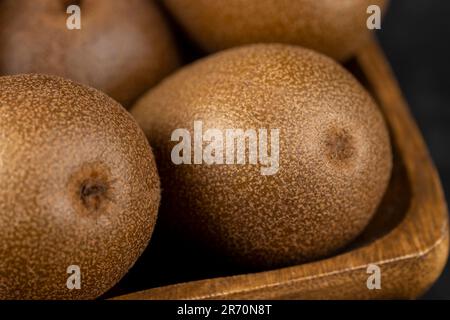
0, 0, 179, 107
163, 0, 388, 60
131, 44, 392, 268
0, 74, 160, 299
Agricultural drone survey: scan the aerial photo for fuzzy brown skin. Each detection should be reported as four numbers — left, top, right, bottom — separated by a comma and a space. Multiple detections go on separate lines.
0, 74, 160, 299
163, 0, 388, 61
0, 0, 179, 107
131, 44, 392, 268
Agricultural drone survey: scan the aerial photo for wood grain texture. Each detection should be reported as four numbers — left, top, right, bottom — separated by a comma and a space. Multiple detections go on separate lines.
113, 38, 449, 300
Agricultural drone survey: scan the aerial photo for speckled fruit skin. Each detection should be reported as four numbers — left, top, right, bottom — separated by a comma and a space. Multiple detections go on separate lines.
163, 0, 388, 61
131, 44, 392, 268
0, 74, 160, 299
0, 0, 179, 107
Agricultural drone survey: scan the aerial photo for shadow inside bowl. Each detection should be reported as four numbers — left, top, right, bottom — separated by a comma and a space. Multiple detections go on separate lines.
344, 57, 412, 248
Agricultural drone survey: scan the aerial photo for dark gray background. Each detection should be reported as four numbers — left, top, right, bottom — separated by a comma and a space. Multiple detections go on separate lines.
377, 0, 450, 299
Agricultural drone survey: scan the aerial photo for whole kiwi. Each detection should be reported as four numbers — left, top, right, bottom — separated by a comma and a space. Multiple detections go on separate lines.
163, 0, 388, 60
0, 74, 160, 299
0, 0, 179, 107
131, 44, 392, 268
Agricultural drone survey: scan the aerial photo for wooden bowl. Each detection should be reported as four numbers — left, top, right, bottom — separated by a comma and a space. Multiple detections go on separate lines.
111, 39, 449, 300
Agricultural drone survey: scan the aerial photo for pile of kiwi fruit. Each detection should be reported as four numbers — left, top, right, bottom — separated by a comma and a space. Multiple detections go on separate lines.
0, 0, 392, 299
